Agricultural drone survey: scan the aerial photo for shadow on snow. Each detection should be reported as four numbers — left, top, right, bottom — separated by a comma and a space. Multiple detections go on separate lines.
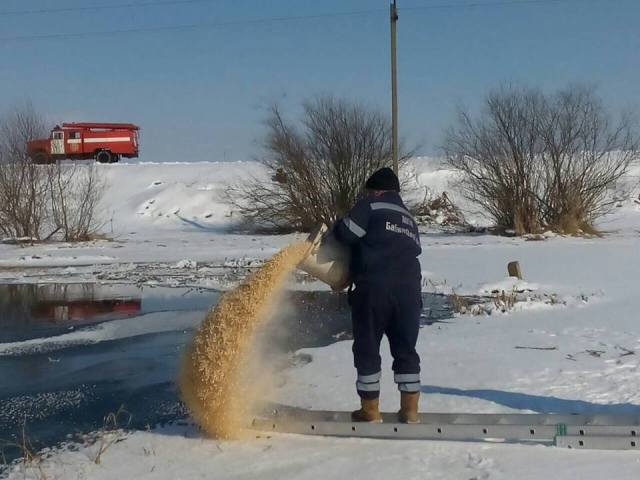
422, 385, 640, 415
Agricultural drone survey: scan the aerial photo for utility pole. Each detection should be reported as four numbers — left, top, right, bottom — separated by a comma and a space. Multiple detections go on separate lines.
390, 0, 399, 175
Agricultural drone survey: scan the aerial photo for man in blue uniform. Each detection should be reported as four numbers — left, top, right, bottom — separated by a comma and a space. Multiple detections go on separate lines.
333, 167, 422, 423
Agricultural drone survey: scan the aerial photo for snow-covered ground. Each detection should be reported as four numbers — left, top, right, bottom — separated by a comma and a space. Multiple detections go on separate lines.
2, 158, 640, 479
0, 161, 295, 269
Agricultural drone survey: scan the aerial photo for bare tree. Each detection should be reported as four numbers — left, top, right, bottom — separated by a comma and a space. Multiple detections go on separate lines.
0, 100, 47, 159
536, 88, 638, 231
443, 85, 638, 234
0, 102, 107, 242
49, 162, 106, 241
0, 102, 51, 240
228, 96, 408, 231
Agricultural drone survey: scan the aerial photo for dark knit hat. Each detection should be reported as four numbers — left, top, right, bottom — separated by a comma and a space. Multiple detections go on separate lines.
365, 167, 400, 192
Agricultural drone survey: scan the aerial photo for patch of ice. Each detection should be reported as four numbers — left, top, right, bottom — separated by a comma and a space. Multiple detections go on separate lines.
174, 259, 197, 269
0, 389, 89, 424
0, 311, 202, 356
0, 255, 116, 268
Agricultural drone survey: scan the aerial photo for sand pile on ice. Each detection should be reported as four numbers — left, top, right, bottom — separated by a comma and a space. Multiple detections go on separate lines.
179, 241, 310, 438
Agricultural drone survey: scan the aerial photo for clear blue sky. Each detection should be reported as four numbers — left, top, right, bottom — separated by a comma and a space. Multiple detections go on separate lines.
0, 0, 638, 162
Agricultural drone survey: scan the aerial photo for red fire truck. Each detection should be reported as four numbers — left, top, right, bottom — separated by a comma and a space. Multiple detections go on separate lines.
27, 122, 140, 164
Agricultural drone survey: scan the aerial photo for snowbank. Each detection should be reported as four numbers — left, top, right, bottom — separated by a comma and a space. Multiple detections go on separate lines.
97, 160, 269, 233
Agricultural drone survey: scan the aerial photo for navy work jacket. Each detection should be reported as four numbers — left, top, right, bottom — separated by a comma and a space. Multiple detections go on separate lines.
333, 191, 422, 286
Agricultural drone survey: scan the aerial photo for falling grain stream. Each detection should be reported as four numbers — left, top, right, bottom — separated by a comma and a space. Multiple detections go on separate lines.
179, 241, 311, 438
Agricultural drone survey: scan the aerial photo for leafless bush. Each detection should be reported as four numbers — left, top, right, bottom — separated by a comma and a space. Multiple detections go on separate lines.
0, 102, 106, 242
0, 102, 51, 240
228, 96, 408, 232
49, 162, 106, 241
0, 100, 47, 160
443, 85, 639, 234
0, 161, 53, 240
410, 188, 466, 227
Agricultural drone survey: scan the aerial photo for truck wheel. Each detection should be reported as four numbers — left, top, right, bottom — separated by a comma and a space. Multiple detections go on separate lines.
96, 150, 112, 164
112, 154, 121, 163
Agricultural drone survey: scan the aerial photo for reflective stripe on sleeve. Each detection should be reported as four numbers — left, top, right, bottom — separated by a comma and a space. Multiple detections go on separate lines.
343, 217, 366, 238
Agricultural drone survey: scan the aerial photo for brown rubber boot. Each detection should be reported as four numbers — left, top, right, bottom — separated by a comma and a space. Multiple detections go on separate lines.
398, 392, 420, 424
351, 398, 383, 423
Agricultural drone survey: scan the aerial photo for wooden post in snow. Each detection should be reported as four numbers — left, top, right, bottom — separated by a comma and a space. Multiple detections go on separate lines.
508, 261, 523, 280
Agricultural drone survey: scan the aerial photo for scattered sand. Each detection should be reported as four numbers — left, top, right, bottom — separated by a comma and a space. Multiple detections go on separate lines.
178, 241, 311, 438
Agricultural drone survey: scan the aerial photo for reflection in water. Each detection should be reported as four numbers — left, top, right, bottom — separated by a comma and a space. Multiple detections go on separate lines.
0, 284, 142, 343
0, 283, 456, 466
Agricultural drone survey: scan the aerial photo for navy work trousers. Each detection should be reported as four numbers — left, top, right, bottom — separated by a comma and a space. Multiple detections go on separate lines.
349, 281, 422, 399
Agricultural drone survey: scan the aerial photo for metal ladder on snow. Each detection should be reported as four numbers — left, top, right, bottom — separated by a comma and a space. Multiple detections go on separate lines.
251, 406, 640, 450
